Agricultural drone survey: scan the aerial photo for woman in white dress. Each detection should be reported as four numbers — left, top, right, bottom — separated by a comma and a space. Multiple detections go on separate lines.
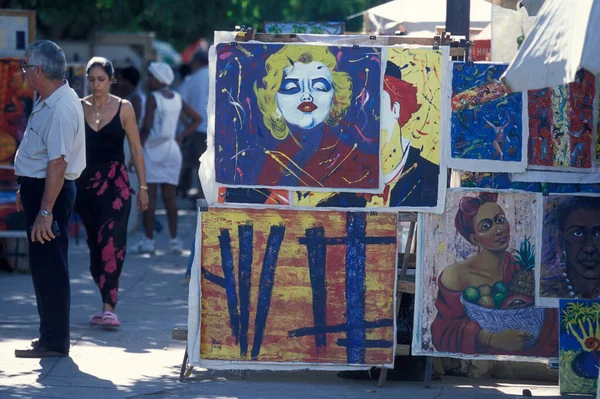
132, 62, 201, 253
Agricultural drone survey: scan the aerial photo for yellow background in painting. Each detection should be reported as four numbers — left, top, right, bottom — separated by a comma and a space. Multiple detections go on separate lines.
389, 47, 442, 165
293, 48, 442, 208
200, 208, 397, 364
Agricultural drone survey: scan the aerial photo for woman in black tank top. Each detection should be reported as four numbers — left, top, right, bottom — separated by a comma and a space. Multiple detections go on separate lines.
75, 57, 149, 329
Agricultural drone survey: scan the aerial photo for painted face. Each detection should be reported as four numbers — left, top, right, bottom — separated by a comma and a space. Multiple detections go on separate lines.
275, 61, 334, 129
87, 66, 112, 95
380, 90, 400, 140
470, 202, 510, 251
561, 209, 600, 280
148, 73, 163, 91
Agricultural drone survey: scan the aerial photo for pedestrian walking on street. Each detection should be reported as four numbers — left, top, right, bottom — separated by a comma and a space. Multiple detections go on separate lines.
14, 40, 86, 358
131, 62, 201, 254
115, 66, 146, 126
114, 65, 147, 234
77, 57, 149, 328
177, 50, 209, 200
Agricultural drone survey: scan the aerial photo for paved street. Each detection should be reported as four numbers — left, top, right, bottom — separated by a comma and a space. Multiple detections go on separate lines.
0, 204, 584, 399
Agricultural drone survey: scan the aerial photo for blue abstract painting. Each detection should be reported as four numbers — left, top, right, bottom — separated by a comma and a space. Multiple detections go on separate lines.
214, 43, 381, 190
458, 172, 600, 193
449, 62, 525, 172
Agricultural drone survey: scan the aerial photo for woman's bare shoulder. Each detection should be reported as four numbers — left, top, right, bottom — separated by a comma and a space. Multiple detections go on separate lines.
440, 258, 474, 291
81, 95, 92, 106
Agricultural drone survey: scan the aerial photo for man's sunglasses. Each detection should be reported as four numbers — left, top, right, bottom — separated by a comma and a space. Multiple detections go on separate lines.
20, 62, 38, 73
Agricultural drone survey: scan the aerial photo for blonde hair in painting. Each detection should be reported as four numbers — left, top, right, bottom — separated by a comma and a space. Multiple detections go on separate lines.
254, 45, 352, 140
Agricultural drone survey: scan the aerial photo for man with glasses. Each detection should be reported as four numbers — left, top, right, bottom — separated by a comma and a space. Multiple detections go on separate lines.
21, 62, 37, 73
13, 40, 86, 358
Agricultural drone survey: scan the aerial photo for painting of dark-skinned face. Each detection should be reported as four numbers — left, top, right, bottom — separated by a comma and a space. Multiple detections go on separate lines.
539, 195, 600, 306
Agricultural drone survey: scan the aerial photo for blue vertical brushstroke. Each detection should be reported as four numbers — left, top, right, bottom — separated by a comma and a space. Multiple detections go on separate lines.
251, 225, 285, 360
345, 212, 367, 364
238, 223, 253, 357
218, 229, 240, 343
305, 226, 328, 352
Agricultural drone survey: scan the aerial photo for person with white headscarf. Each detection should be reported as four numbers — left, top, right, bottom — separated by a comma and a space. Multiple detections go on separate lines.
131, 62, 201, 254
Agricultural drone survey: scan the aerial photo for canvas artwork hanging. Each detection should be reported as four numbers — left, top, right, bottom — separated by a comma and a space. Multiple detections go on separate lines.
511, 168, 600, 185
217, 187, 290, 206
528, 71, 595, 171
559, 299, 599, 395
264, 22, 345, 35
0, 58, 33, 168
413, 189, 559, 361
213, 43, 382, 192
596, 90, 600, 165
293, 46, 448, 213
537, 194, 600, 307
456, 171, 527, 190
446, 62, 527, 173
456, 171, 600, 194
199, 207, 398, 368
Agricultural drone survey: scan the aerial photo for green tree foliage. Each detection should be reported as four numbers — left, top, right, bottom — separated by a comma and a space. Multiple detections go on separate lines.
1, 0, 384, 50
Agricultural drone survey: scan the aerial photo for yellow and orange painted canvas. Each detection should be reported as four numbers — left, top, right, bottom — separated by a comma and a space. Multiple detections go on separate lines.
200, 207, 397, 365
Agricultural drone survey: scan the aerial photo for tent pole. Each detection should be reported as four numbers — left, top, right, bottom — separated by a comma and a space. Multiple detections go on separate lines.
446, 0, 471, 41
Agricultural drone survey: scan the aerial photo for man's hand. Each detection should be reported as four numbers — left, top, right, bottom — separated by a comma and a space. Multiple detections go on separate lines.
31, 214, 55, 244
16, 190, 23, 212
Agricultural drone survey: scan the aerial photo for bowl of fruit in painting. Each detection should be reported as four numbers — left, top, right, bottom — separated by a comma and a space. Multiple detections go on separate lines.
459, 281, 545, 349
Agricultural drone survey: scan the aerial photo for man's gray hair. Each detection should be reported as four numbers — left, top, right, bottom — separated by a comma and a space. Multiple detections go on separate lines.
25, 40, 66, 81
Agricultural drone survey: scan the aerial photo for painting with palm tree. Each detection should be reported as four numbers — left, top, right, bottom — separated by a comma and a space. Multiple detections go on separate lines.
559, 299, 600, 394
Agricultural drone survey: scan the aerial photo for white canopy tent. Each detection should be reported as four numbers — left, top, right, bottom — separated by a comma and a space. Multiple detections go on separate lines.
502, 0, 600, 92
361, 0, 492, 36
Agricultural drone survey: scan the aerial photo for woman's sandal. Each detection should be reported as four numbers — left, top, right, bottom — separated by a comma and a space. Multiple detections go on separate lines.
101, 311, 121, 329
89, 312, 104, 325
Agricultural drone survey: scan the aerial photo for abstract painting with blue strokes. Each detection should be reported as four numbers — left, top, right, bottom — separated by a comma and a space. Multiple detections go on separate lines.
199, 207, 397, 366
450, 63, 523, 165
214, 43, 381, 191
458, 172, 600, 193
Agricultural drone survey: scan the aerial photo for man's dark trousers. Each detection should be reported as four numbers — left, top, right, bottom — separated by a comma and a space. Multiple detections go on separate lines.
19, 177, 76, 354
179, 132, 207, 198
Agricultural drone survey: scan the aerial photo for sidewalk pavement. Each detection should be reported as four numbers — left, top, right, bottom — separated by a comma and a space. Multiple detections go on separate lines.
0, 203, 583, 399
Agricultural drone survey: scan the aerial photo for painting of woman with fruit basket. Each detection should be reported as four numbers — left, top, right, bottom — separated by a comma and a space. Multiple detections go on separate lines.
414, 190, 559, 359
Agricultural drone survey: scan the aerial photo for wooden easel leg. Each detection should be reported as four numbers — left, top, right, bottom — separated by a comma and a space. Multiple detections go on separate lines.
179, 344, 189, 382
15, 237, 20, 271
424, 357, 433, 388
376, 216, 417, 388
377, 368, 388, 387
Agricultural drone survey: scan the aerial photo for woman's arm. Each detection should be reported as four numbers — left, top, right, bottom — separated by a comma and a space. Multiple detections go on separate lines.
177, 99, 202, 142
121, 100, 149, 210
130, 93, 143, 123
140, 93, 157, 147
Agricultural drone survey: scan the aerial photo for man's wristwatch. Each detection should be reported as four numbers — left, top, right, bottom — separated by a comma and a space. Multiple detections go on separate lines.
39, 209, 52, 217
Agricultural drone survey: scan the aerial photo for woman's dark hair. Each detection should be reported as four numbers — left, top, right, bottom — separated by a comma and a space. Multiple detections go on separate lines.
86, 56, 114, 78
120, 66, 141, 86
192, 49, 209, 66
179, 64, 191, 81
557, 196, 600, 232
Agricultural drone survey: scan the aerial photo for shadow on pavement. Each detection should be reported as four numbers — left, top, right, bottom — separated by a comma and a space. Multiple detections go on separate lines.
2, 357, 122, 399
